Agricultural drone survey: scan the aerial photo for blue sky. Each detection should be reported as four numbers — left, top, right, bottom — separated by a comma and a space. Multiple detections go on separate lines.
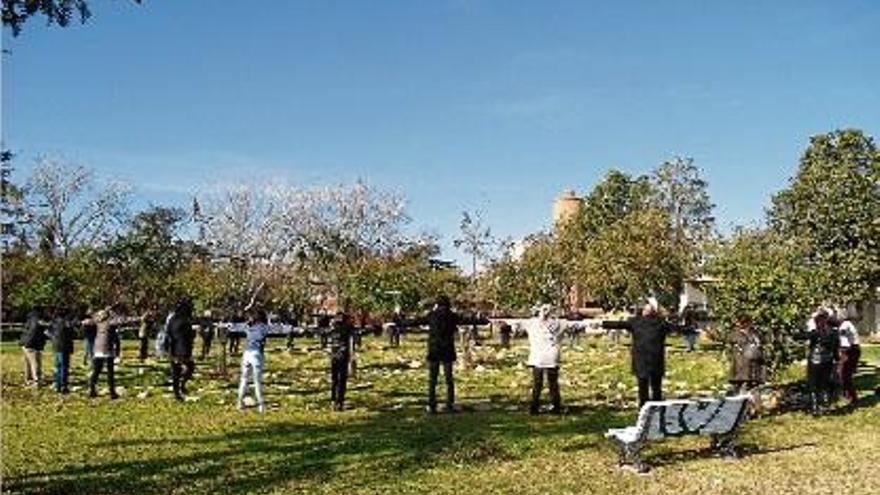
2, 1, 878, 266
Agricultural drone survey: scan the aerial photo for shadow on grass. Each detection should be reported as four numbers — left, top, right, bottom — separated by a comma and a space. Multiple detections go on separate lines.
6, 407, 629, 495
645, 441, 819, 469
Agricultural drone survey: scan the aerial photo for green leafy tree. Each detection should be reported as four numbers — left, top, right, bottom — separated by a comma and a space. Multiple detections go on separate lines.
579, 209, 684, 310
2, 0, 141, 36
768, 129, 880, 305
651, 156, 716, 272
706, 228, 816, 374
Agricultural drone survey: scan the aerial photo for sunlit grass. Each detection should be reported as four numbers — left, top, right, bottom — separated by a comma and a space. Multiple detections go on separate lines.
2, 333, 877, 495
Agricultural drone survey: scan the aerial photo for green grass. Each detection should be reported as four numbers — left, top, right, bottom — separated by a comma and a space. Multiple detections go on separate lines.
2, 334, 878, 495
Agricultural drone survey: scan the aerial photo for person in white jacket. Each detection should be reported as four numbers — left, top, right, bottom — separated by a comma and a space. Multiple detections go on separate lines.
525, 305, 583, 415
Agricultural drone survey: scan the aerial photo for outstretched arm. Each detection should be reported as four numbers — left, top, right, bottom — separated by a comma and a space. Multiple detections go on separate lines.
601, 319, 632, 331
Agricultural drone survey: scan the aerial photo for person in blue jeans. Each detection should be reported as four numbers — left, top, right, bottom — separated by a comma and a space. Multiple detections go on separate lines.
237, 309, 270, 414
50, 309, 76, 394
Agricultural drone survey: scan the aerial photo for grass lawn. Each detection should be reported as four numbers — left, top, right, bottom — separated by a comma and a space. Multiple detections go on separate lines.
1, 333, 878, 495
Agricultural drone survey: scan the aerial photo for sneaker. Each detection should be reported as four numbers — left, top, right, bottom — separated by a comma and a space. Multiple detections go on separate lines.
425, 406, 437, 415
257, 404, 265, 414
110, 393, 120, 400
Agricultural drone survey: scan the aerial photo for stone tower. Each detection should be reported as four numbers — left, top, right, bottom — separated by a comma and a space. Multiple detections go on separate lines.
553, 189, 583, 227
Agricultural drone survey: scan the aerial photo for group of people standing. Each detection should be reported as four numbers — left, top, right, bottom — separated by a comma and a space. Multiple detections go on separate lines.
16, 295, 870, 417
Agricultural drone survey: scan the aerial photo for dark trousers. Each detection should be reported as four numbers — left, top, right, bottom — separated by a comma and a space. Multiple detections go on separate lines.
808, 361, 834, 411
530, 367, 561, 413
637, 373, 663, 407
389, 327, 401, 347
286, 333, 296, 350
54, 352, 71, 392
90, 357, 116, 397
200, 336, 213, 359
331, 355, 349, 408
428, 360, 454, 412
171, 357, 195, 399
138, 337, 149, 361
838, 346, 860, 403
228, 335, 240, 354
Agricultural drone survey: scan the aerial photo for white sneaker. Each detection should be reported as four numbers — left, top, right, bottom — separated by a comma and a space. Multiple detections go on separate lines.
257, 404, 265, 414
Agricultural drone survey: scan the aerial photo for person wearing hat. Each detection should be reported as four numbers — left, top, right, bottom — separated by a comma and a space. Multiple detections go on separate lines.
397, 295, 488, 414
602, 300, 681, 407
525, 304, 584, 414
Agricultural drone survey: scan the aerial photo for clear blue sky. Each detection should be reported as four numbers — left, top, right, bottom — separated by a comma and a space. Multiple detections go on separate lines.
2, 1, 878, 266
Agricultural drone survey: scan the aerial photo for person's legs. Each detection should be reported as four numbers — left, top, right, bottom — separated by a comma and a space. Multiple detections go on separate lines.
181, 359, 194, 394
107, 358, 118, 398
22, 348, 36, 385
530, 366, 544, 414
427, 360, 440, 413
442, 361, 455, 411
171, 358, 183, 400
252, 354, 264, 413
237, 355, 250, 407
547, 367, 561, 413
139, 337, 148, 361
649, 373, 663, 402
54, 352, 63, 391
331, 357, 340, 403
637, 376, 650, 407
60, 352, 70, 392
89, 358, 104, 397
337, 356, 349, 409
33, 350, 42, 387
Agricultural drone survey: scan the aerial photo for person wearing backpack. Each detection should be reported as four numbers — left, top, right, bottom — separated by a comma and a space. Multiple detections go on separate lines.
237, 309, 270, 414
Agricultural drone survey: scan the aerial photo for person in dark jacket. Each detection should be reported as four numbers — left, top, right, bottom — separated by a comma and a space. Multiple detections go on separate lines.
602, 301, 680, 407
20, 309, 48, 387
796, 310, 839, 415
328, 311, 355, 411
398, 295, 488, 414
50, 309, 76, 393
167, 299, 196, 401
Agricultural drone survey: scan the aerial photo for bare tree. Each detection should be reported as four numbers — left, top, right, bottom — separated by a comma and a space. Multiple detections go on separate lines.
24, 157, 131, 256
197, 179, 411, 311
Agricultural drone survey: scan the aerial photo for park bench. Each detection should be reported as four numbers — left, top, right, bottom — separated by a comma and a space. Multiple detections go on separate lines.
605, 394, 751, 473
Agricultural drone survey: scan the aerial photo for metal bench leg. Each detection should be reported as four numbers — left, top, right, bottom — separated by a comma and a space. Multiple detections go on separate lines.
619, 442, 649, 473
711, 433, 739, 459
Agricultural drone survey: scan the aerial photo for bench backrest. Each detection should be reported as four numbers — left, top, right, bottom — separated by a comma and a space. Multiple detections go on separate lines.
634, 395, 750, 441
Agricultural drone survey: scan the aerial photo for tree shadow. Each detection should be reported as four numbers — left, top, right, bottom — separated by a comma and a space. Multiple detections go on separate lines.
6, 407, 629, 495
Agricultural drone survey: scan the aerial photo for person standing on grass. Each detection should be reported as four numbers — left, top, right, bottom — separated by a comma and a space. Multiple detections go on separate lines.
198, 310, 215, 360
602, 300, 680, 407
138, 311, 154, 362
728, 315, 765, 396
167, 299, 196, 401
837, 311, 861, 405
20, 309, 47, 388
327, 311, 355, 411
796, 310, 839, 415
237, 309, 270, 414
90, 309, 120, 399
524, 305, 578, 415
81, 310, 97, 366
397, 295, 488, 414
50, 308, 76, 394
